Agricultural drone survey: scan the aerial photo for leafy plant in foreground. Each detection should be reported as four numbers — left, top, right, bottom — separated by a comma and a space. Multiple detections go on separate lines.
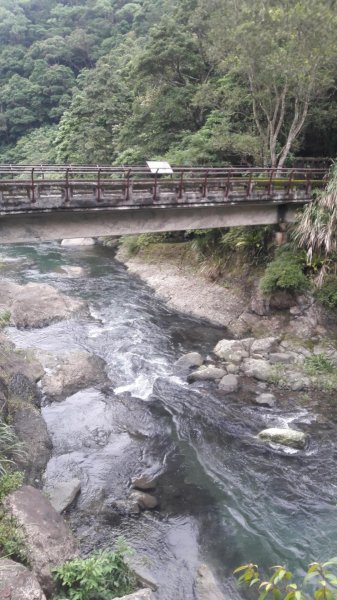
53, 540, 136, 600
235, 557, 337, 599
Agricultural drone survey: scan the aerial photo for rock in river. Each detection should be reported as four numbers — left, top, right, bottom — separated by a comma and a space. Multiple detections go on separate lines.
45, 478, 81, 513
175, 352, 203, 369
4, 486, 77, 595
0, 279, 84, 328
0, 558, 46, 600
257, 427, 307, 449
40, 351, 107, 400
254, 392, 276, 408
61, 237, 95, 246
188, 366, 226, 383
194, 564, 227, 600
218, 374, 239, 394
129, 490, 159, 510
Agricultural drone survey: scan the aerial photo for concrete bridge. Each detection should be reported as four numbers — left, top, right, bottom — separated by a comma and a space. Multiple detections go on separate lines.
0, 165, 328, 243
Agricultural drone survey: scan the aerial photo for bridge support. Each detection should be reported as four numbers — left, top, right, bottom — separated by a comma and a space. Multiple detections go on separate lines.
0, 202, 302, 244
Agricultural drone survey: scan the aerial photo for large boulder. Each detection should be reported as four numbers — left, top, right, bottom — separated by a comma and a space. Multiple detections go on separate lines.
0, 558, 46, 600
4, 486, 78, 595
194, 564, 227, 600
257, 427, 307, 449
0, 280, 84, 328
40, 351, 107, 400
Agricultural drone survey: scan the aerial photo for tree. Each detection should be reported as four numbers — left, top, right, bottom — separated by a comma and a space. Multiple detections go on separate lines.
201, 0, 337, 167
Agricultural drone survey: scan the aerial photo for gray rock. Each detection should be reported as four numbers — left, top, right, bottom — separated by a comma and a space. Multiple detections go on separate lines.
104, 499, 140, 515
257, 427, 307, 449
226, 363, 239, 374
269, 291, 296, 310
194, 564, 227, 600
12, 404, 51, 484
269, 353, 293, 364
61, 238, 95, 246
6, 281, 84, 328
188, 366, 227, 383
213, 339, 244, 361
242, 359, 273, 382
116, 590, 155, 600
8, 372, 39, 405
4, 486, 78, 595
58, 265, 85, 277
250, 337, 278, 355
45, 479, 81, 513
0, 558, 46, 600
175, 352, 203, 369
218, 374, 239, 394
250, 286, 269, 316
129, 491, 158, 510
254, 393, 276, 408
41, 351, 107, 400
131, 474, 157, 491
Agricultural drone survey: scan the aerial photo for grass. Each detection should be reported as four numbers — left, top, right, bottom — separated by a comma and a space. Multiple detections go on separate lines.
0, 470, 27, 564
304, 353, 335, 375
0, 310, 10, 328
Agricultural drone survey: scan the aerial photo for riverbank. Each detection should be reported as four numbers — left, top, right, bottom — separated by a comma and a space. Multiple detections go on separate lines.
116, 240, 333, 342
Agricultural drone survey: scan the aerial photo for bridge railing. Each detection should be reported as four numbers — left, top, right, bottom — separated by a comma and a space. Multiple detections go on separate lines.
0, 165, 329, 210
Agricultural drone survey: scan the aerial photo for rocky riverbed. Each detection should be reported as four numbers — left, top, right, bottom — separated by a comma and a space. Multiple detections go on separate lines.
1, 241, 337, 600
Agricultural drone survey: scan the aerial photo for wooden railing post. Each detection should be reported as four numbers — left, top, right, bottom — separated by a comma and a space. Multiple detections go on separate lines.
30, 167, 36, 203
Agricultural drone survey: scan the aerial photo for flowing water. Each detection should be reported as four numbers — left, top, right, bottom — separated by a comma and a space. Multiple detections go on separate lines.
2, 242, 337, 599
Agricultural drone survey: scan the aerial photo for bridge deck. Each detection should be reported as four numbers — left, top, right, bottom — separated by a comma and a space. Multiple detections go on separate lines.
0, 165, 328, 243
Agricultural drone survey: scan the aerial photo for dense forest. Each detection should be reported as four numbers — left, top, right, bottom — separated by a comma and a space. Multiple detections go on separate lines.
1, 0, 337, 167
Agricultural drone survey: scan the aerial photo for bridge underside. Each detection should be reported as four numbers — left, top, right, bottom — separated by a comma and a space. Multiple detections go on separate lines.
0, 202, 302, 244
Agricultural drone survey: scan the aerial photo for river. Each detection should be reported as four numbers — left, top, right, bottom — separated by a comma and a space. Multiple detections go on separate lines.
2, 242, 337, 599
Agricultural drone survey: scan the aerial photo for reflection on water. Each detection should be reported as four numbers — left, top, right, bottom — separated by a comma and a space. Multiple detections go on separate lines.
3, 242, 337, 598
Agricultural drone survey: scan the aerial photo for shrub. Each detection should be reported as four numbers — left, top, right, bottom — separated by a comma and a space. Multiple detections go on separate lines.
53, 540, 136, 600
316, 276, 337, 309
260, 248, 309, 295
120, 233, 170, 256
221, 226, 274, 265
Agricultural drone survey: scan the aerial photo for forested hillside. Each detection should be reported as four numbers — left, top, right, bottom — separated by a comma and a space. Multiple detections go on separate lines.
1, 0, 337, 166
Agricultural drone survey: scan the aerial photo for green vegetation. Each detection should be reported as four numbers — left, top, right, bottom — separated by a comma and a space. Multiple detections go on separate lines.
0, 470, 27, 563
53, 542, 136, 600
304, 353, 335, 376
316, 276, 337, 309
235, 558, 337, 599
120, 233, 170, 257
1, 0, 337, 165
0, 421, 24, 476
260, 248, 309, 296
0, 310, 11, 329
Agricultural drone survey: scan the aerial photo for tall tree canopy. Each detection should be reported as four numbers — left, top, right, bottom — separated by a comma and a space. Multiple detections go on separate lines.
0, 0, 337, 166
